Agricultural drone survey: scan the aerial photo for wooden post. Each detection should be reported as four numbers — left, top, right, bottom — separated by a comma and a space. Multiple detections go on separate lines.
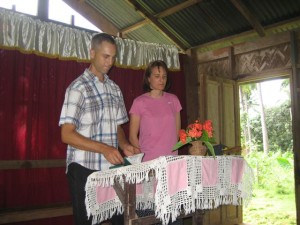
192, 209, 204, 225
290, 30, 300, 225
113, 176, 138, 225
37, 0, 49, 20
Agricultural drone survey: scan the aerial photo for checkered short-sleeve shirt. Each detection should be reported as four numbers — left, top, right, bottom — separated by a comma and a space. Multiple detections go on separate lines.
59, 69, 128, 171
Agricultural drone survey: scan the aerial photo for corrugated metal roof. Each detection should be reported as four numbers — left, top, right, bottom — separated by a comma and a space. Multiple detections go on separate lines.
243, 0, 300, 25
126, 23, 176, 46
82, 0, 300, 52
87, 0, 143, 29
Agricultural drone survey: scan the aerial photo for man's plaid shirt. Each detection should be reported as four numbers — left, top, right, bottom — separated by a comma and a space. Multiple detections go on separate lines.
59, 69, 128, 171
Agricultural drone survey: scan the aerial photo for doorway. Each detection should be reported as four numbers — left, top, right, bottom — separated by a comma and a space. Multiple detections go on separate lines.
239, 78, 296, 225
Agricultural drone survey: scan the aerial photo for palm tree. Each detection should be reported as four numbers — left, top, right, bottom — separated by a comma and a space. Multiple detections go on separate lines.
257, 82, 269, 155
239, 83, 256, 153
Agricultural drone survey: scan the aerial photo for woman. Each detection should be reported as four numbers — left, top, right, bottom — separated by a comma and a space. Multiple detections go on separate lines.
129, 60, 182, 162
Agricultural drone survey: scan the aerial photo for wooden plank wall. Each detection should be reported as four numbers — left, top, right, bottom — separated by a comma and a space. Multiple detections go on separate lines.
0, 160, 72, 224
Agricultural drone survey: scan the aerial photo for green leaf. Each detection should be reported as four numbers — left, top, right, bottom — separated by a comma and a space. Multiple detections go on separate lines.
172, 137, 192, 151
200, 130, 209, 141
277, 157, 292, 169
204, 141, 216, 158
172, 142, 184, 151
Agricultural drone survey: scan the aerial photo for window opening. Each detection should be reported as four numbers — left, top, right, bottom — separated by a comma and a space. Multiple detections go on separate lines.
49, 0, 100, 31
0, 0, 38, 16
0, 0, 101, 32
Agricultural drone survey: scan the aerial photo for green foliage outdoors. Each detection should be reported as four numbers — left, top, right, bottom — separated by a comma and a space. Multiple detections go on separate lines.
246, 101, 293, 152
240, 79, 292, 153
243, 151, 296, 225
239, 79, 295, 224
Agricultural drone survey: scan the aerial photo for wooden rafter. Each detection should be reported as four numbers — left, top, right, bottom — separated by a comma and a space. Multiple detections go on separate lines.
120, 19, 149, 34
230, 0, 265, 37
155, 0, 201, 19
121, 0, 201, 34
126, 0, 192, 52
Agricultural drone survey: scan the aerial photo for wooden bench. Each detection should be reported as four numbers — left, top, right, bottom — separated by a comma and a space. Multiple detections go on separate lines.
0, 203, 72, 224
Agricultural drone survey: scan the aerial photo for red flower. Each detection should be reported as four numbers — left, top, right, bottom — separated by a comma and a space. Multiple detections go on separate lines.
203, 120, 213, 138
193, 120, 202, 130
187, 128, 202, 138
177, 119, 214, 143
179, 129, 187, 143
173, 119, 216, 156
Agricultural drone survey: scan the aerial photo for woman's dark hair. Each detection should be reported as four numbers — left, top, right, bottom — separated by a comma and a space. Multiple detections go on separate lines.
142, 60, 171, 92
91, 33, 116, 49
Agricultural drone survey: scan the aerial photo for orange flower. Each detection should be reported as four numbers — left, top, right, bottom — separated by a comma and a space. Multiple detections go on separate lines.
173, 119, 216, 156
187, 127, 202, 138
174, 120, 215, 147
203, 120, 213, 138
193, 120, 202, 130
179, 129, 187, 143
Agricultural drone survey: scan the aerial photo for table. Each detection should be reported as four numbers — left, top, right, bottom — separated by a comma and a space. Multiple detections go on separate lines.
85, 155, 254, 225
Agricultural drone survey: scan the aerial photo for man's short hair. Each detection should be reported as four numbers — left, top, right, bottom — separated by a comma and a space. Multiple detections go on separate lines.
91, 33, 116, 49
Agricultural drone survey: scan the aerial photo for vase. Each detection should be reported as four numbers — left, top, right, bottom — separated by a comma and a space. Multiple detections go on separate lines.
189, 141, 207, 156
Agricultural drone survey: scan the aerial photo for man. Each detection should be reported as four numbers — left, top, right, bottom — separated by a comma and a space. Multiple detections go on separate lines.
59, 33, 139, 225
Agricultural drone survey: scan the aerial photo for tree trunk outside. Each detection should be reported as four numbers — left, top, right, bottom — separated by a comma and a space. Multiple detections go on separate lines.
239, 86, 252, 153
257, 83, 269, 155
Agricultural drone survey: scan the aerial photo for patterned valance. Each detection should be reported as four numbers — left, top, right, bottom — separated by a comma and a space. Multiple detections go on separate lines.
0, 8, 180, 70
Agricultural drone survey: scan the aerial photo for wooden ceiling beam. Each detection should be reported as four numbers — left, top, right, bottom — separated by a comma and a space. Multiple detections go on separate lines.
62, 0, 119, 35
121, 0, 201, 35
126, 0, 188, 51
120, 19, 149, 34
156, 0, 202, 19
230, 0, 266, 37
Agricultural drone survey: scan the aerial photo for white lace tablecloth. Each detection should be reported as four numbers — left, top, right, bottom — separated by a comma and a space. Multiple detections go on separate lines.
85, 155, 254, 225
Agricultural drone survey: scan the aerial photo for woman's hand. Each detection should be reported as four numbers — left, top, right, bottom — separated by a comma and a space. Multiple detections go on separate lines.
122, 143, 141, 157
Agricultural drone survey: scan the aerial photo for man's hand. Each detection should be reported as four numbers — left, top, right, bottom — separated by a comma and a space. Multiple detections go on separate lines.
61, 123, 125, 165
102, 145, 125, 165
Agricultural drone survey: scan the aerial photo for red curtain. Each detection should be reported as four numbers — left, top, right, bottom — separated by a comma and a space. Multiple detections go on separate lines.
0, 49, 187, 224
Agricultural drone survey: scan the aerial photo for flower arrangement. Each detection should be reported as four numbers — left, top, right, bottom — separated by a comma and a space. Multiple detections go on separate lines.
172, 120, 216, 156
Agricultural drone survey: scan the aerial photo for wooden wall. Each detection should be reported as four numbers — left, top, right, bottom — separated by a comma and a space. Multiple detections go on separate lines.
0, 160, 72, 224
183, 30, 300, 224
